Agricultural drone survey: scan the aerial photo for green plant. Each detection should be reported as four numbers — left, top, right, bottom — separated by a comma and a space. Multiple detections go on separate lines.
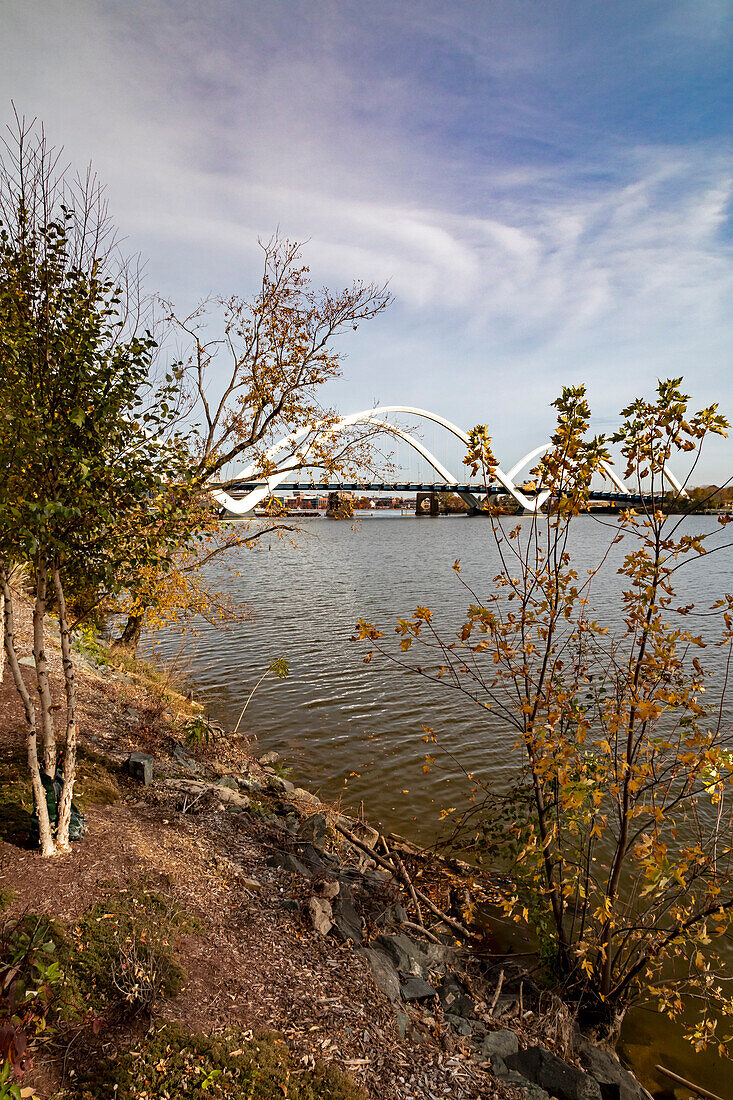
60, 885, 192, 1022
66, 1025, 368, 1100
0, 746, 119, 847
232, 657, 290, 735
0, 116, 193, 855
183, 715, 225, 747
0, 915, 62, 1088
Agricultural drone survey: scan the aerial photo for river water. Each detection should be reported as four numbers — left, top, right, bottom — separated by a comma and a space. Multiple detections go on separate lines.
144, 513, 733, 1096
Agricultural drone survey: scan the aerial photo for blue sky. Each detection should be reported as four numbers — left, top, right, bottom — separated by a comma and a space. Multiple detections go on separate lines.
2, 0, 732, 480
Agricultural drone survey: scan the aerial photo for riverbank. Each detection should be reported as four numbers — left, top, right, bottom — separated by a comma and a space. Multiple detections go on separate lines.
2, 596, 654, 1099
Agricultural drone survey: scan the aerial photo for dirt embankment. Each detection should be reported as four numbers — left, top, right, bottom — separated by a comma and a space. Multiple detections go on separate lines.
0, 595, 651, 1100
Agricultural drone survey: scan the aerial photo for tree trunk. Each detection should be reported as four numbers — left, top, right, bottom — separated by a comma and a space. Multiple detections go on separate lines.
577, 998, 627, 1046
33, 555, 56, 776
1, 570, 56, 856
0, 588, 4, 685
114, 612, 143, 653
53, 568, 77, 852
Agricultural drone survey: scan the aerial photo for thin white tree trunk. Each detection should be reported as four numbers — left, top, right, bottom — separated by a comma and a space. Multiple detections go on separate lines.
1, 571, 56, 856
33, 555, 56, 776
53, 568, 77, 851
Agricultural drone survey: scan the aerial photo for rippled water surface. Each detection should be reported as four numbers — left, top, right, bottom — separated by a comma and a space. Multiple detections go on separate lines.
144, 513, 733, 1096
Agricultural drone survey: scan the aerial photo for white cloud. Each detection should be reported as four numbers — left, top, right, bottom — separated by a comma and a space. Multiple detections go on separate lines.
1, 0, 731, 480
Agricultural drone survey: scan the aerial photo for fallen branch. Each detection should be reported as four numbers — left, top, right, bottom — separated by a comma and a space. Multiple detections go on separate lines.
655, 1066, 724, 1100
399, 919, 441, 944
488, 969, 504, 1015
383, 836, 425, 928
334, 820, 478, 941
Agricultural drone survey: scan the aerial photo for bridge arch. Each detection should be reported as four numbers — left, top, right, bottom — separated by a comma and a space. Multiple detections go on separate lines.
210, 405, 687, 515
211, 406, 548, 515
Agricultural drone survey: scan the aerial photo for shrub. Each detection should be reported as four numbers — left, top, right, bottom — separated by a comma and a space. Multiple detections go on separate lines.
0, 914, 62, 1086
66, 1026, 368, 1100
60, 884, 192, 1021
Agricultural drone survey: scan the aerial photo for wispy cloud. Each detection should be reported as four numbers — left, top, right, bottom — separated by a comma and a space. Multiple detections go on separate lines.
1, 0, 731, 477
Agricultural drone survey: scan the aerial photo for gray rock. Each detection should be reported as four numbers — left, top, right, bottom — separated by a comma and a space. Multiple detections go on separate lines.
292, 786, 319, 803
394, 1010, 410, 1039
423, 942, 457, 972
298, 813, 328, 846
331, 884, 362, 944
505, 1046, 603, 1100
400, 976, 437, 1004
362, 947, 401, 1003
269, 775, 295, 794
493, 1062, 549, 1099
217, 775, 239, 790
308, 895, 333, 936
126, 751, 153, 785
18, 656, 35, 668
214, 785, 250, 809
444, 1012, 472, 1036
375, 933, 429, 977
171, 743, 196, 771
238, 775, 264, 793
482, 1029, 519, 1060
281, 898, 301, 914
575, 1039, 653, 1100
259, 750, 280, 765
267, 851, 310, 876
439, 973, 475, 1018
521, 1084, 551, 1100
295, 842, 339, 872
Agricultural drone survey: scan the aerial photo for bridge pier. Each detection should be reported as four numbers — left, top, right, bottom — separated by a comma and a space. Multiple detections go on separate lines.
416, 491, 440, 517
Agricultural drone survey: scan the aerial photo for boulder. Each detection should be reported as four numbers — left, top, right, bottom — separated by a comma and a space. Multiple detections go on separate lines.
267, 851, 310, 876
281, 898, 301, 914
482, 1030, 519, 1060
400, 976, 437, 1004
298, 813, 328, 846
308, 896, 333, 936
214, 785, 250, 809
374, 933, 429, 977
362, 948, 401, 1003
295, 842, 339, 872
444, 1012, 472, 1036
505, 1046, 603, 1100
238, 775, 264, 793
164, 777, 206, 795
316, 879, 340, 901
292, 787, 319, 804
350, 821, 380, 849
423, 942, 457, 972
438, 973, 475, 1018
269, 775, 295, 794
126, 752, 154, 785
216, 776, 239, 790
170, 743, 197, 771
259, 750, 280, 765
575, 1039, 653, 1100
394, 1010, 410, 1039
331, 884, 363, 944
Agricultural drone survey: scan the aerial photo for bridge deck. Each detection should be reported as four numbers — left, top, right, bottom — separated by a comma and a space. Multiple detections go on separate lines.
220, 481, 658, 504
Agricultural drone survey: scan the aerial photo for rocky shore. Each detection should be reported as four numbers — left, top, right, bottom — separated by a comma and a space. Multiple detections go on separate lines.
0, 601, 655, 1100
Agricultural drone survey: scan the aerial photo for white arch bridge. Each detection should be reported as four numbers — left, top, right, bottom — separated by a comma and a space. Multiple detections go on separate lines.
210, 405, 686, 516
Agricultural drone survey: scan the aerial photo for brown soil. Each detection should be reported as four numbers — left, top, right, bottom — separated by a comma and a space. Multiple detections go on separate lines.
0, 591, 509, 1099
